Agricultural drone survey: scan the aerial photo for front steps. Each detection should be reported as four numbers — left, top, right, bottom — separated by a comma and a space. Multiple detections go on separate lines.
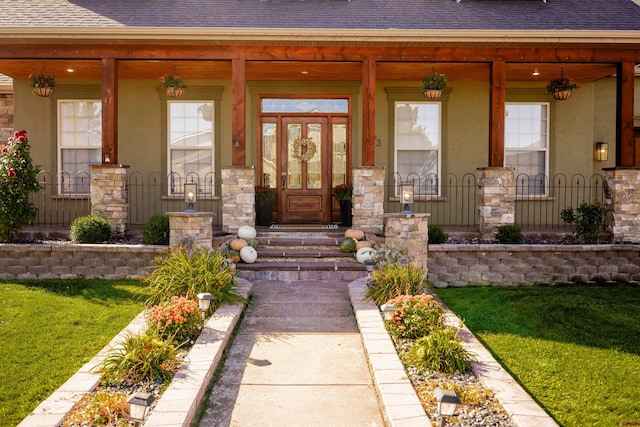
234, 230, 367, 281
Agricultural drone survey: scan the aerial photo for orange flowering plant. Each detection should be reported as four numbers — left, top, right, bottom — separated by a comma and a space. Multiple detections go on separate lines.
384, 294, 444, 340
145, 296, 201, 344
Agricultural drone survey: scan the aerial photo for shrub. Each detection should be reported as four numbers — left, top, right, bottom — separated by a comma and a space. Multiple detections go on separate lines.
96, 331, 179, 386
495, 224, 523, 244
144, 247, 245, 310
70, 215, 112, 243
374, 242, 407, 268
428, 225, 448, 244
561, 201, 606, 244
0, 130, 42, 242
62, 390, 129, 427
145, 296, 202, 345
403, 326, 476, 374
142, 215, 170, 245
385, 294, 444, 339
364, 263, 429, 306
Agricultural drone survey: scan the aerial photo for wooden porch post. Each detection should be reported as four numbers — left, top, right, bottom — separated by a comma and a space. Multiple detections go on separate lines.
489, 61, 506, 167
362, 58, 376, 167
101, 58, 118, 164
232, 57, 246, 166
616, 62, 636, 166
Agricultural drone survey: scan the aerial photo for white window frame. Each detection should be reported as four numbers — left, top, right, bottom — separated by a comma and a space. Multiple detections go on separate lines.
393, 101, 442, 197
504, 102, 550, 197
167, 100, 215, 196
57, 99, 102, 195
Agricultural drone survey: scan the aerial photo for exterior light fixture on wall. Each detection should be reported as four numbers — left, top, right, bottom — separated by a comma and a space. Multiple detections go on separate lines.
596, 142, 608, 161
184, 183, 197, 213
400, 184, 414, 215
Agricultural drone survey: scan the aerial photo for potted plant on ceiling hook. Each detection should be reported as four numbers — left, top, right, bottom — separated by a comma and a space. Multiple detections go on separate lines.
546, 76, 577, 100
161, 73, 186, 98
29, 73, 56, 97
421, 72, 447, 100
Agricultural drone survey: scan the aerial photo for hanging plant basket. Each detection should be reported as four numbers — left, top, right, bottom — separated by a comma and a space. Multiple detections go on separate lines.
423, 89, 443, 100
166, 87, 185, 98
552, 89, 572, 101
32, 86, 55, 97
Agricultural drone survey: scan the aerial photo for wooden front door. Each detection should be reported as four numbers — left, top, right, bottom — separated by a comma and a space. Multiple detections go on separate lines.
279, 117, 330, 223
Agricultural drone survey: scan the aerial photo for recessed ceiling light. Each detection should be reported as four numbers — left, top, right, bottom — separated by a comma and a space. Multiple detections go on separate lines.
66, 68, 75, 73
532, 69, 540, 76
301, 71, 309, 75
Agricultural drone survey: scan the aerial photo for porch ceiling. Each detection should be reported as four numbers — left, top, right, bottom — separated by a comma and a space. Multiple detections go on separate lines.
0, 59, 618, 84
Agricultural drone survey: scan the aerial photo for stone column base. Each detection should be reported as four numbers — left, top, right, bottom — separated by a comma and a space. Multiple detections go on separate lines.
168, 212, 213, 250
384, 213, 429, 269
90, 164, 129, 237
477, 167, 515, 240
221, 166, 255, 234
604, 167, 640, 243
353, 166, 385, 235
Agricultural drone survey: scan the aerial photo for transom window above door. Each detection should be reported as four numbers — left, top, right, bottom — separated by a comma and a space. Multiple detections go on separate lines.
261, 98, 349, 113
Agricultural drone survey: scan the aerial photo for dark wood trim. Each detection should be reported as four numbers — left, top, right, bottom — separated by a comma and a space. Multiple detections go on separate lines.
101, 58, 117, 164
362, 58, 376, 167
232, 57, 246, 166
1, 44, 639, 63
489, 60, 506, 167
617, 62, 636, 167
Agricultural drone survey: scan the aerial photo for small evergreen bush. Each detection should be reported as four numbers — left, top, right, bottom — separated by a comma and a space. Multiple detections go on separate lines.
403, 325, 476, 374
428, 225, 448, 244
364, 263, 429, 306
142, 215, 170, 245
561, 201, 606, 244
70, 215, 112, 243
495, 224, 523, 244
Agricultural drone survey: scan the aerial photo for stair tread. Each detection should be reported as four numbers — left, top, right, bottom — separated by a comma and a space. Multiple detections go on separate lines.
235, 260, 366, 271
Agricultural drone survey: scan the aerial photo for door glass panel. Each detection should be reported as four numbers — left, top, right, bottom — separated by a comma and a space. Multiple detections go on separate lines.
306, 123, 322, 189
262, 98, 348, 113
287, 124, 302, 189
262, 123, 277, 188
332, 123, 347, 187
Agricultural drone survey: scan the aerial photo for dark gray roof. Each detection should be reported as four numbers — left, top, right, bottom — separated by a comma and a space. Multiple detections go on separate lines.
0, 0, 639, 31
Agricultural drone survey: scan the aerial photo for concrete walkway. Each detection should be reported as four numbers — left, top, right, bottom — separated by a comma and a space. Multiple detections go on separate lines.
198, 279, 385, 427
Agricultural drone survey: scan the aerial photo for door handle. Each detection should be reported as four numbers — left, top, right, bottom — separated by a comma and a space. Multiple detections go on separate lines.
281, 173, 286, 190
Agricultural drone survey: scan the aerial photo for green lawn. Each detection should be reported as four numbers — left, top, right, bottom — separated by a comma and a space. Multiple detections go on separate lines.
435, 284, 640, 427
0, 279, 151, 427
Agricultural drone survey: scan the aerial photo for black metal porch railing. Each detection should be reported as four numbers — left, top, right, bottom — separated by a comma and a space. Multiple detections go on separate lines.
28, 171, 92, 228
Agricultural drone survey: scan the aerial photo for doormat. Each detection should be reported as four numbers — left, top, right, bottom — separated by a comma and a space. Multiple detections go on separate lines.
269, 223, 338, 230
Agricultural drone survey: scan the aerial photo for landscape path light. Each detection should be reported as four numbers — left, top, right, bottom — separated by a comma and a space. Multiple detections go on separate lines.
127, 391, 154, 427
197, 292, 214, 320
434, 387, 461, 427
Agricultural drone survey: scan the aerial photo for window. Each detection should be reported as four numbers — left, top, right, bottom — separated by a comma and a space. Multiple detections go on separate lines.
58, 100, 102, 195
168, 101, 214, 195
394, 102, 441, 195
505, 103, 549, 196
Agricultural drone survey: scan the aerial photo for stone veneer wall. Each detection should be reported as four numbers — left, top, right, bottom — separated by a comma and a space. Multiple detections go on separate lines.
90, 164, 129, 236
352, 166, 385, 235
604, 168, 640, 243
0, 244, 166, 280
384, 213, 429, 269
221, 166, 255, 233
427, 244, 640, 287
477, 167, 515, 240
167, 212, 214, 250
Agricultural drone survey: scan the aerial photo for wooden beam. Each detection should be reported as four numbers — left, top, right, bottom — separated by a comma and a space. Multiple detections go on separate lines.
101, 58, 117, 164
231, 57, 246, 166
617, 62, 636, 167
489, 61, 506, 167
362, 58, 376, 167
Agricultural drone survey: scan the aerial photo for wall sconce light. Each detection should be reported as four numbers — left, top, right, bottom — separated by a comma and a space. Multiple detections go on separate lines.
197, 292, 214, 320
184, 183, 197, 213
127, 392, 154, 427
434, 387, 461, 427
596, 142, 608, 161
401, 184, 414, 215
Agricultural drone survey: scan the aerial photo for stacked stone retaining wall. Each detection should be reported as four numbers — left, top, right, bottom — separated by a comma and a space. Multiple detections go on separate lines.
427, 244, 640, 287
0, 244, 166, 280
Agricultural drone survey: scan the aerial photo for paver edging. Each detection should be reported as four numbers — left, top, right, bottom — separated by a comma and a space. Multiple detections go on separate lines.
18, 279, 252, 427
348, 277, 559, 427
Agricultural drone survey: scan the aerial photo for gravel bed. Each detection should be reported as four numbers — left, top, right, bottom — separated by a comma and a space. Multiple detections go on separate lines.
396, 339, 516, 427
